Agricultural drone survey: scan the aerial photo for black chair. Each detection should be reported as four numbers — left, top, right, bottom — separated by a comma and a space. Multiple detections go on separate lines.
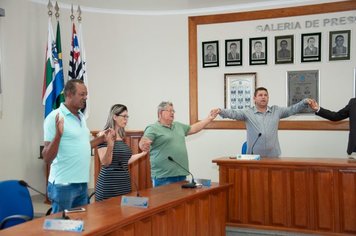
0, 180, 34, 229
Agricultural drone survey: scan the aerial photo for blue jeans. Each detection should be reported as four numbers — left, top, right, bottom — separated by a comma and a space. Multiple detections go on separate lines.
47, 182, 88, 213
152, 176, 186, 187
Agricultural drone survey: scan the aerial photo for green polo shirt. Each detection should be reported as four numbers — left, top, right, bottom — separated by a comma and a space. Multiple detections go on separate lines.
44, 103, 91, 184
143, 121, 191, 178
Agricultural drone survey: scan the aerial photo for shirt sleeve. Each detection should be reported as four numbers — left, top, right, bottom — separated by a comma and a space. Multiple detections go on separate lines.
43, 112, 57, 142
219, 108, 246, 120
278, 99, 309, 118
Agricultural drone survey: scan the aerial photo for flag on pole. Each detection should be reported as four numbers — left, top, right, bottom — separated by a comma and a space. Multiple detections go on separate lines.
68, 21, 89, 118
54, 21, 65, 108
78, 20, 89, 119
42, 17, 57, 118
68, 22, 82, 80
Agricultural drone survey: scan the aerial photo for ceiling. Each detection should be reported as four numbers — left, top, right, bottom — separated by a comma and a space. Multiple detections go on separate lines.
31, 0, 340, 15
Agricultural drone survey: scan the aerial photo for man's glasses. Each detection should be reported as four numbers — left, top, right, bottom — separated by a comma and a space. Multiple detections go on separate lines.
118, 115, 129, 119
163, 109, 175, 113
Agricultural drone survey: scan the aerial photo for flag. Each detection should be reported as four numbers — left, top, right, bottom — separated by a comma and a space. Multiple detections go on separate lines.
78, 21, 89, 119
68, 23, 82, 80
42, 18, 64, 118
54, 21, 65, 108
42, 17, 56, 118
68, 22, 89, 118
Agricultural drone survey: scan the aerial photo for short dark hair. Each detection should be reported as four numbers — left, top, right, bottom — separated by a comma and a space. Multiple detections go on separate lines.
64, 79, 84, 97
254, 87, 268, 96
335, 35, 344, 42
280, 40, 288, 46
230, 43, 237, 48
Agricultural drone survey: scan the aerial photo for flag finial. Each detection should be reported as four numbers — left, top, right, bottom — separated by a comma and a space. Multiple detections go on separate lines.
70, 4, 75, 21
47, 0, 53, 16
54, 1, 60, 19
77, 5, 82, 22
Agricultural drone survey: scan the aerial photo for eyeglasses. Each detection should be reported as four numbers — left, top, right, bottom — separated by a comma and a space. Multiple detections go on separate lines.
163, 109, 175, 113
118, 115, 129, 119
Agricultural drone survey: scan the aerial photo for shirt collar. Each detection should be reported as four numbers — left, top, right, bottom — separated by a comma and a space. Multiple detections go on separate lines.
253, 106, 271, 114
59, 103, 84, 118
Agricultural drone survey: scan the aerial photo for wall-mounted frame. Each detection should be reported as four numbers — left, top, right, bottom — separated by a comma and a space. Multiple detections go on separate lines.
287, 70, 319, 113
275, 35, 294, 64
249, 37, 267, 65
202, 40, 219, 68
224, 73, 256, 110
225, 39, 242, 66
301, 32, 321, 62
189, 1, 353, 130
329, 30, 350, 61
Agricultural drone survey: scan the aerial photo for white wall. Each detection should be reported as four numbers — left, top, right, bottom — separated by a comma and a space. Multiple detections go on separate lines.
0, 0, 349, 194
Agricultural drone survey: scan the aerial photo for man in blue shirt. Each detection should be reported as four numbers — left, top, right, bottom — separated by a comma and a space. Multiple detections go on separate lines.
42, 79, 111, 213
218, 87, 312, 157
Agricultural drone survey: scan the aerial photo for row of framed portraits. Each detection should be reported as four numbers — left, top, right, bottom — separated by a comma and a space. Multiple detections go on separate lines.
203, 30, 350, 68
224, 70, 319, 113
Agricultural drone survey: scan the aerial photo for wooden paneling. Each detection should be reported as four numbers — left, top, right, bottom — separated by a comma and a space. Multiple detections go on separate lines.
213, 157, 356, 235
1, 183, 230, 236
91, 130, 152, 193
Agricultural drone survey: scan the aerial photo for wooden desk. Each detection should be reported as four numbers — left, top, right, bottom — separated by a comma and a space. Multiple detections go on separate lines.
213, 157, 356, 236
1, 182, 230, 236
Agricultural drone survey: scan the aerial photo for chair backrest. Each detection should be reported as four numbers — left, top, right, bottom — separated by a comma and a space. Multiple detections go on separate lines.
241, 141, 247, 154
0, 180, 34, 229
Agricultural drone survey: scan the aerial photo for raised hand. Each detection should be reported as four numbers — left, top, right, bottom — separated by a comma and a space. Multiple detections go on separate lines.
55, 113, 64, 137
209, 108, 220, 120
139, 137, 152, 152
309, 99, 319, 111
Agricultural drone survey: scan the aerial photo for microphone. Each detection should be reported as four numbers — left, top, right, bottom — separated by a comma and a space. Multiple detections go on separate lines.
119, 162, 140, 197
251, 133, 262, 155
167, 156, 196, 188
18, 180, 69, 219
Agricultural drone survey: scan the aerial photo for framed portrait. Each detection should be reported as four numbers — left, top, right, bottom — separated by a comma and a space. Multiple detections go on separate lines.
275, 35, 294, 64
224, 73, 256, 110
225, 39, 242, 66
329, 30, 350, 61
301, 32, 321, 62
287, 70, 319, 113
249, 37, 267, 65
202, 40, 219, 68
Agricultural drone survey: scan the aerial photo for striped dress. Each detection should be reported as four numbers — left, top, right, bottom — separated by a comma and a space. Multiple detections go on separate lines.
95, 141, 132, 202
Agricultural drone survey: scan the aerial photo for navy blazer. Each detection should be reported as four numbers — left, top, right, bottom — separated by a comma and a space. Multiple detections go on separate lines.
316, 98, 356, 154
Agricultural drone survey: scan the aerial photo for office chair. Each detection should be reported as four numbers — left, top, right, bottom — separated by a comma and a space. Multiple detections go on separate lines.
0, 180, 34, 229
241, 141, 247, 154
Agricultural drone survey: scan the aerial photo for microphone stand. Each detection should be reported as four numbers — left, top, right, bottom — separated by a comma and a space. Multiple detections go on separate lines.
251, 133, 262, 155
167, 156, 196, 188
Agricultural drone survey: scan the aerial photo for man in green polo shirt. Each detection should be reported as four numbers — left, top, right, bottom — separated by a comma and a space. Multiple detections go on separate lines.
139, 101, 219, 187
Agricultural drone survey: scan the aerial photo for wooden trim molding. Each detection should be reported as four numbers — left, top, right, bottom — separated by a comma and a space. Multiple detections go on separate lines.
188, 1, 355, 130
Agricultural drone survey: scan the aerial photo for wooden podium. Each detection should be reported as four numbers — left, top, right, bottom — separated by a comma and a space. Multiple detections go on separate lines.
1, 182, 230, 236
213, 157, 356, 235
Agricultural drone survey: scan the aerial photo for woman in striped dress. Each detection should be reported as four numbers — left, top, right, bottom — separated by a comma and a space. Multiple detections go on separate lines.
95, 104, 147, 202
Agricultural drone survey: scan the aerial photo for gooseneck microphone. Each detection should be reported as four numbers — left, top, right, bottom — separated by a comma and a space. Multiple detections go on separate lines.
167, 156, 196, 188
18, 180, 69, 219
251, 133, 262, 155
119, 162, 140, 197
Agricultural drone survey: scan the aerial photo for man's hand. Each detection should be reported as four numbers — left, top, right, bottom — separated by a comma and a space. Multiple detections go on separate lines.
139, 137, 152, 152
209, 108, 220, 120
309, 99, 319, 111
